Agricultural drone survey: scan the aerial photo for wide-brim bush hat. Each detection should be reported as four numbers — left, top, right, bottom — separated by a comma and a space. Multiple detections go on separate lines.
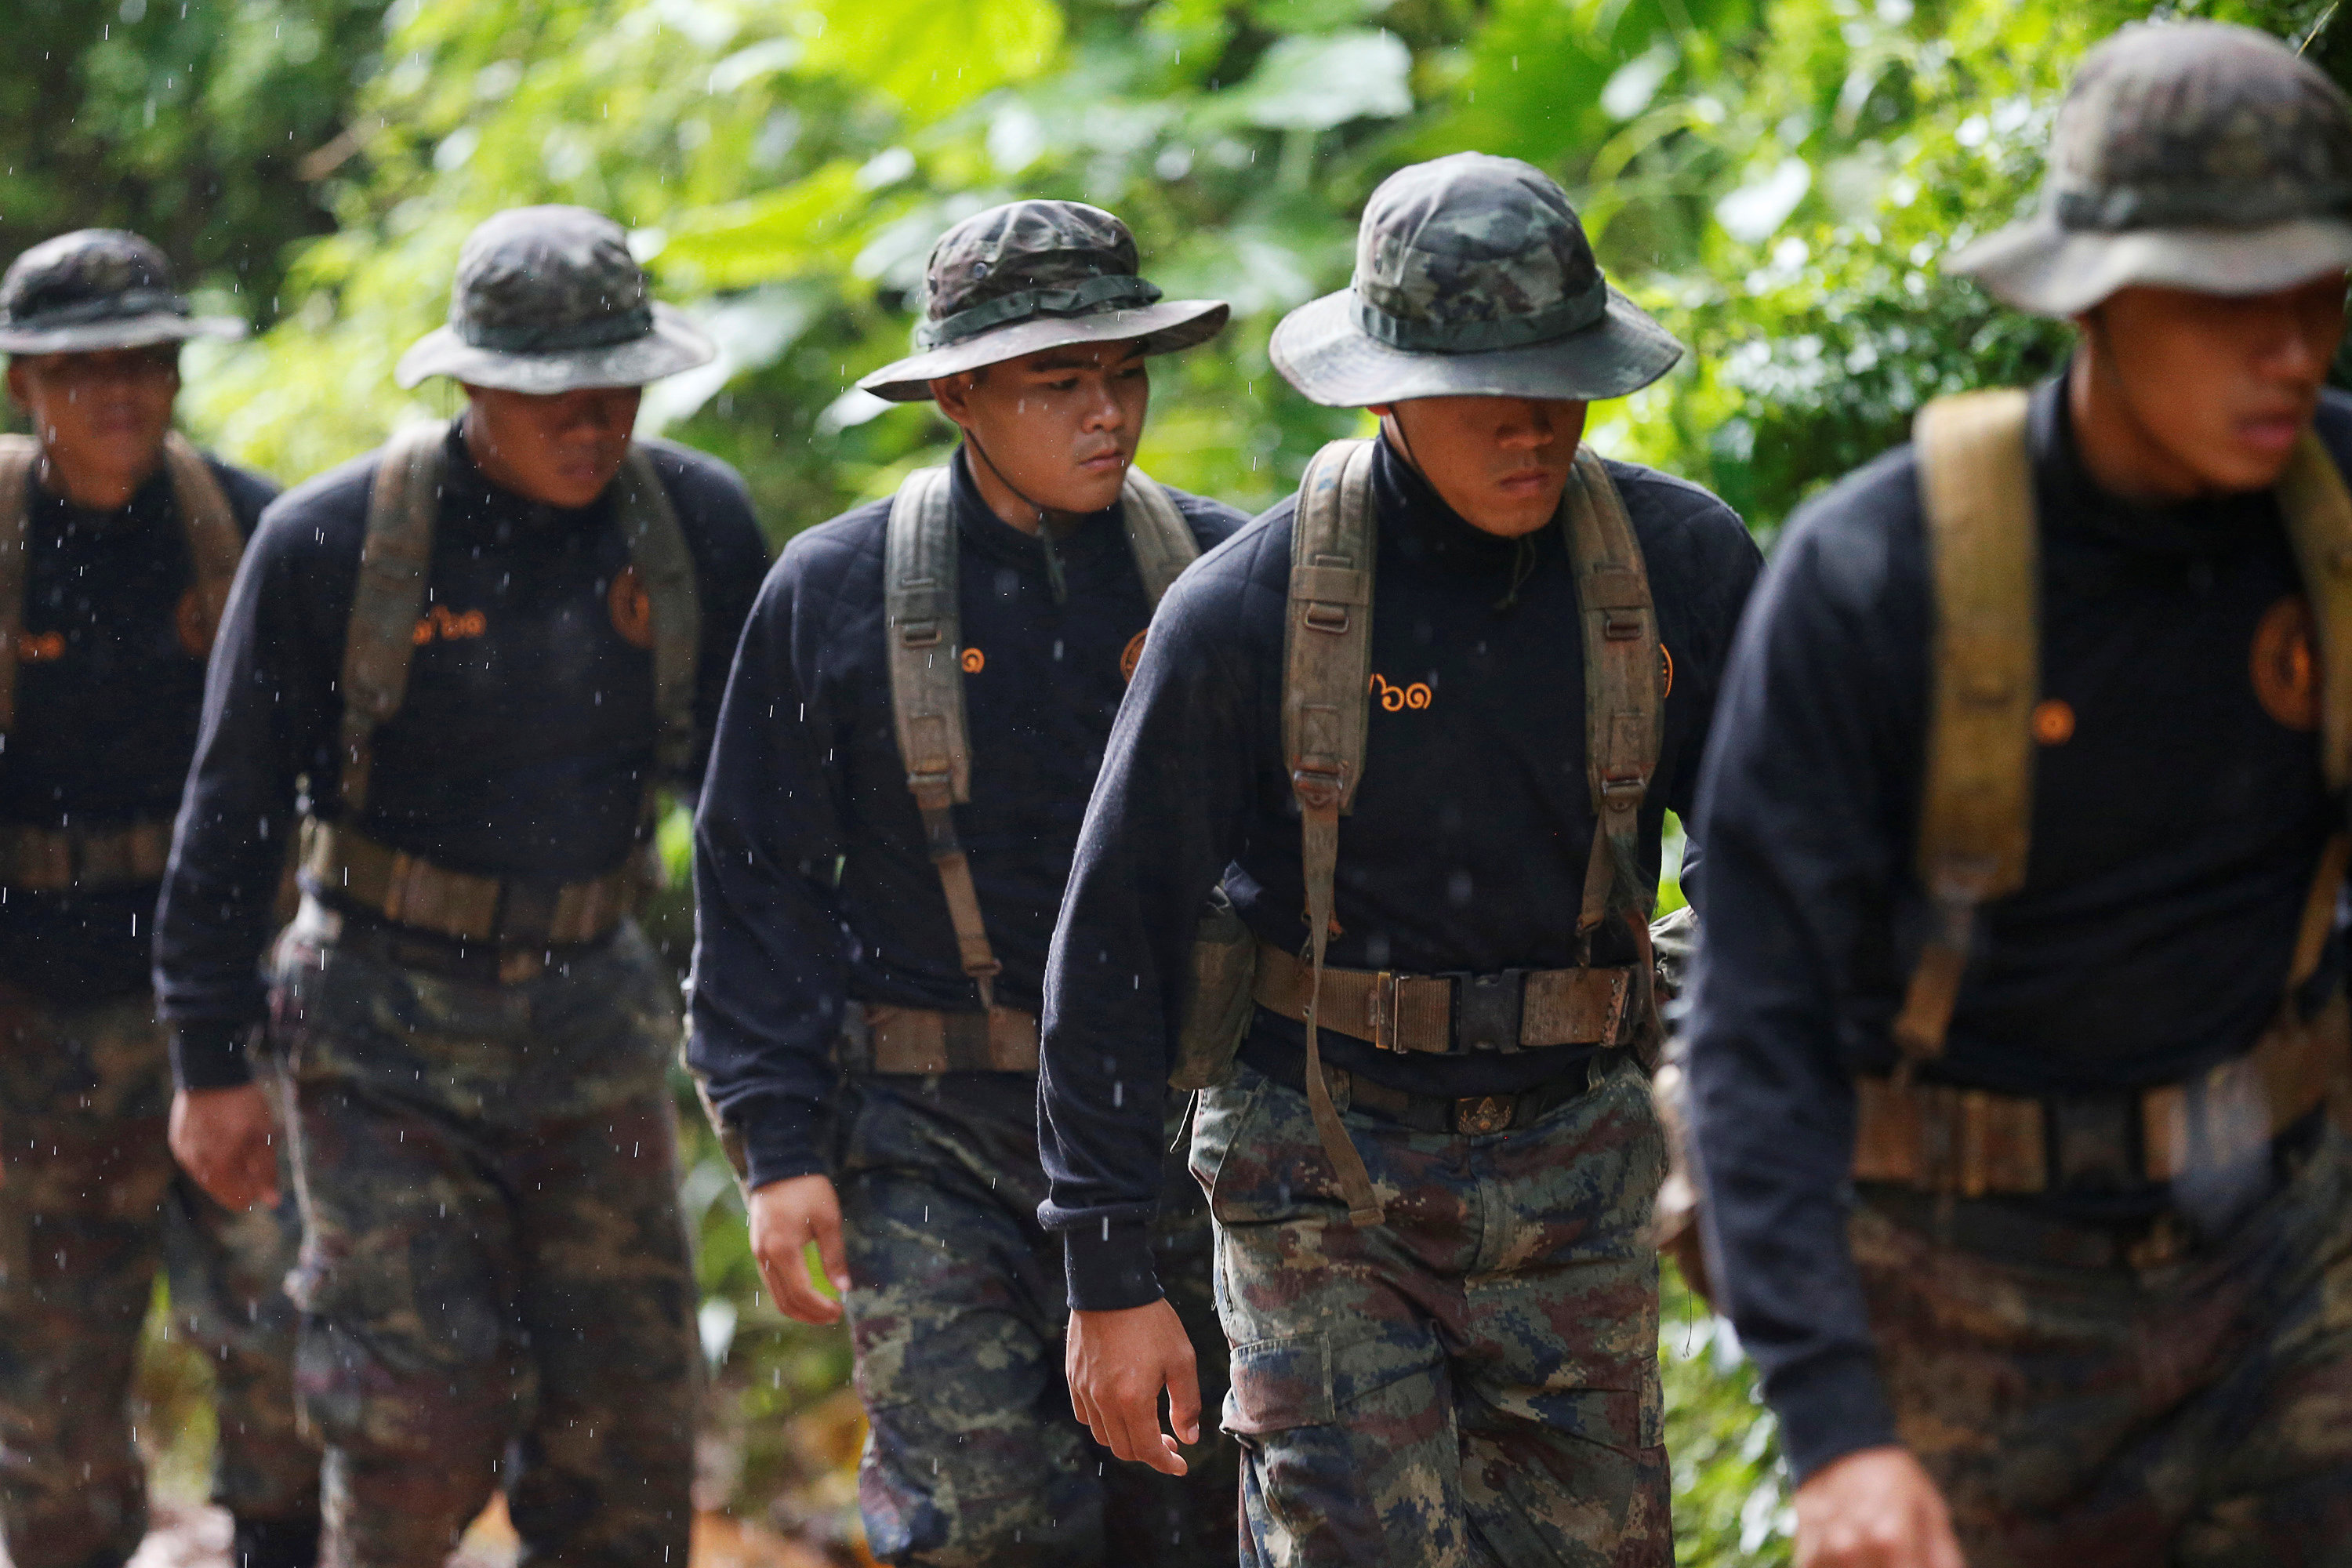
397, 205, 714, 393
858, 200, 1229, 402
1271, 152, 1682, 408
1950, 23, 2352, 317
0, 230, 246, 355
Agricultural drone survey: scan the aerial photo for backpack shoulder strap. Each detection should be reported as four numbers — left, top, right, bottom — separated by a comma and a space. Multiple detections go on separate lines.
338, 422, 447, 815
0, 435, 36, 733
2278, 431, 2352, 797
1564, 446, 1662, 935
613, 445, 700, 782
1282, 437, 1383, 1226
1893, 388, 2039, 1063
884, 464, 1000, 1006
1118, 466, 1201, 608
161, 432, 249, 659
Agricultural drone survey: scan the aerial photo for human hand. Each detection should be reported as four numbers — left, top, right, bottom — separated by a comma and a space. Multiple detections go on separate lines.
748, 1173, 849, 1325
1067, 1298, 1200, 1477
169, 1084, 281, 1210
1795, 1446, 1966, 1568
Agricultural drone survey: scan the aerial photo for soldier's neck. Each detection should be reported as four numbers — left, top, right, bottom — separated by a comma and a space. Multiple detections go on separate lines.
2066, 348, 2220, 506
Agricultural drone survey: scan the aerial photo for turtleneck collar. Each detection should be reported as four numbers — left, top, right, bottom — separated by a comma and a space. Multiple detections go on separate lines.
2033, 370, 2278, 559
947, 444, 1124, 569
1371, 433, 1555, 573
29, 450, 176, 541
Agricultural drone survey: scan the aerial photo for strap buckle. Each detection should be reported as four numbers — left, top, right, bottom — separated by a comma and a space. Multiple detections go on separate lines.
1451, 969, 1526, 1054
1369, 971, 1402, 1052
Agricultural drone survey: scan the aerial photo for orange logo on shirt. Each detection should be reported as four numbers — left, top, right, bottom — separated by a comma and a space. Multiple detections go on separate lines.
1367, 673, 1433, 712
2031, 699, 2076, 746
960, 647, 985, 674
2252, 593, 2321, 731
1660, 643, 1675, 699
13, 631, 64, 663
176, 589, 218, 658
608, 566, 654, 650
1121, 630, 1147, 683
412, 604, 488, 647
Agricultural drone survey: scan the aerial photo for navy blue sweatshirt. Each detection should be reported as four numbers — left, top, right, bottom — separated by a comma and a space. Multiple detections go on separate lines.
1683, 376, 2350, 1484
155, 420, 767, 1089
0, 451, 275, 1004
685, 451, 1247, 1190
1038, 437, 1760, 1311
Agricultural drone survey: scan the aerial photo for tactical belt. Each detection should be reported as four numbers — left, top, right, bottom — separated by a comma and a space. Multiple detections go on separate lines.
1243, 1043, 1614, 1136
843, 1001, 1041, 1075
1252, 940, 1634, 1055
288, 894, 583, 986
1853, 993, 2350, 1197
0, 819, 172, 891
298, 818, 646, 950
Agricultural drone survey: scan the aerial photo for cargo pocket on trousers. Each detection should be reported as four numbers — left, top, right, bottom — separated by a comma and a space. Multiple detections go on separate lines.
1222, 1331, 1334, 1437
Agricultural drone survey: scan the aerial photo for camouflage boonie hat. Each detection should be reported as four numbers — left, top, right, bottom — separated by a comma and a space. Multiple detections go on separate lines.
1951, 23, 2352, 316
858, 200, 1229, 401
0, 230, 245, 355
1271, 153, 1681, 408
397, 205, 713, 393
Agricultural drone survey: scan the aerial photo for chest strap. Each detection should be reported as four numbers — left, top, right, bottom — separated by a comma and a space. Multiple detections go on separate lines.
843, 1001, 1042, 1076
1251, 940, 1635, 1054
298, 818, 648, 949
0, 819, 174, 892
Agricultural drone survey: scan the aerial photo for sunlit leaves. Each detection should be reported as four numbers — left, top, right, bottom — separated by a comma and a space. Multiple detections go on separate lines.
799, 0, 1064, 119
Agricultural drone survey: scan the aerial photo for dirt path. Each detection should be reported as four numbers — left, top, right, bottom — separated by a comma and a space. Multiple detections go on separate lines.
100, 1501, 840, 1568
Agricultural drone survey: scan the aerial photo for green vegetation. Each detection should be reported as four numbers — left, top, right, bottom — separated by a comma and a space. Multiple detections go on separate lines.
13, 0, 2344, 1555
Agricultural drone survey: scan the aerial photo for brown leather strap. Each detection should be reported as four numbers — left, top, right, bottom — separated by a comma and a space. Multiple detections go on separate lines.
848, 1001, 1042, 1075
0, 819, 174, 891
160, 432, 245, 658
1853, 992, 2350, 1196
1252, 940, 1633, 1054
2278, 429, 2352, 793
299, 818, 644, 947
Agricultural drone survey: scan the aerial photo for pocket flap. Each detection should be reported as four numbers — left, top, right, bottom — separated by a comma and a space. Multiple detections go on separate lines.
1222, 1331, 1334, 1434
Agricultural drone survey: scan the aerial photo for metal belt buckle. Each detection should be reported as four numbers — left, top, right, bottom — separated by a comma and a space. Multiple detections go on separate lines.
1454, 1094, 1513, 1135
1453, 969, 1526, 1054
1369, 971, 1403, 1051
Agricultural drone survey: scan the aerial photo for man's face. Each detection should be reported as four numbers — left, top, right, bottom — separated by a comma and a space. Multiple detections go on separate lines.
2082, 274, 2347, 494
931, 341, 1149, 517
461, 383, 643, 509
5, 346, 180, 507
1370, 395, 1589, 537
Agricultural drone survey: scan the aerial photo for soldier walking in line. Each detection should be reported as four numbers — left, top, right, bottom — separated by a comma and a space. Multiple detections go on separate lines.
1039, 154, 1760, 1566
155, 205, 768, 1566
1686, 24, 2352, 1566
687, 199, 1247, 1565
0, 230, 321, 1568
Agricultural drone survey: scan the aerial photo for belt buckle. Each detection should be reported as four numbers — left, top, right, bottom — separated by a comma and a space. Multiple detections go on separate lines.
1454, 1094, 1513, 1136
1452, 969, 1526, 1054
1369, 971, 1403, 1051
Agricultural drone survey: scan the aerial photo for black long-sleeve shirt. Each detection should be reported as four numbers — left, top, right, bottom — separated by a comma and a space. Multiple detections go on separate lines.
0, 450, 276, 1004
684, 452, 1247, 1190
1683, 376, 2350, 1483
155, 420, 767, 1088
1038, 437, 1760, 1311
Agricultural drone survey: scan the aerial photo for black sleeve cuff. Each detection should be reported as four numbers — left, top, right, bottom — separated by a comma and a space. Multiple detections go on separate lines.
736, 1093, 829, 1190
1062, 1218, 1163, 1312
1765, 1346, 1903, 1483
170, 1021, 256, 1091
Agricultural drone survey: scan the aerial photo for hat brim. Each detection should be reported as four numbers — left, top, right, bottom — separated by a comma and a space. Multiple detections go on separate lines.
1269, 285, 1683, 408
0, 313, 246, 356
858, 299, 1231, 402
1948, 213, 2352, 317
395, 302, 716, 392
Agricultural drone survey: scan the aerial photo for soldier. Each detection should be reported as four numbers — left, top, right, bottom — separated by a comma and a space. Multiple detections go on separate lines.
155, 205, 768, 1566
0, 230, 321, 1568
1038, 154, 1760, 1565
687, 199, 1247, 1565
1684, 23, 2352, 1567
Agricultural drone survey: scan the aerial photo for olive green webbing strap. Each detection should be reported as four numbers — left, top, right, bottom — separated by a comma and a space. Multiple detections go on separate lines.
160, 432, 246, 655
1893, 390, 2040, 1065
613, 445, 702, 842
1283, 438, 1383, 1225
339, 423, 445, 815
1563, 446, 1664, 1057
2278, 429, 2352, 1003
1118, 465, 1200, 605
0, 436, 34, 733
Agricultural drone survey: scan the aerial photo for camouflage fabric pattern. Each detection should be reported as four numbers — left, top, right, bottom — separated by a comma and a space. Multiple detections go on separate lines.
0, 228, 241, 354
1194, 1058, 1669, 1568
0, 987, 314, 1568
1851, 1127, 2352, 1567
837, 1073, 1237, 1566
2045, 23, 2352, 232
267, 918, 699, 1567
914, 201, 1152, 345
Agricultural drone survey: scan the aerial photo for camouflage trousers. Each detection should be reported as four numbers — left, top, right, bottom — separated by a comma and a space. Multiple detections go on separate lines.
1193, 1057, 1670, 1568
267, 914, 699, 1568
837, 1073, 1238, 1566
1853, 1121, 2352, 1567
0, 986, 315, 1568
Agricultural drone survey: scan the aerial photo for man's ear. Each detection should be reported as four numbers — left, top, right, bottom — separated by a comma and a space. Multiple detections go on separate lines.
931, 372, 979, 433
4, 359, 29, 416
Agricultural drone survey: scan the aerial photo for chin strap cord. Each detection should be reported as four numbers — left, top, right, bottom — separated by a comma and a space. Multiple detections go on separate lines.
963, 434, 1083, 605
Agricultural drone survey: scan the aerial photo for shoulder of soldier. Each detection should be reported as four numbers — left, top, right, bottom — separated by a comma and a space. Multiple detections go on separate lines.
1762, 442, 1925, 628
762, 493, 893, 618
1148, 482, 1254, 553
633, 435, 766, 563
1149, 492, 1293, 657
1599, 457, 1761, 600
2313, 386, 2352, 474
188, 448, 281, 536
246, 445, 380, 580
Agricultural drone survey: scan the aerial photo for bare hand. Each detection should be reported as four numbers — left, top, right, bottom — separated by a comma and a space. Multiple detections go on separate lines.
1068, 1298, 1200, 1477
169, 1084, 281, 1210
749, 1173, 849, 1325
1795, 1446, 1967, 1568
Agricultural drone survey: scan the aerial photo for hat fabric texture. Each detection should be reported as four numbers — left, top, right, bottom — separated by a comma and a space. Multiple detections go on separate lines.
1951, 22, 2352, 316
1270, 152, 1682, 408
397, 205, 714, 393
0, 230, 246, 355
858, 200, 1229, 401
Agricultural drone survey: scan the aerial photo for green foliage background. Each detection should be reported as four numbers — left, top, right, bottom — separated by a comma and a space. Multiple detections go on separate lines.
13, 0, 2345, 1555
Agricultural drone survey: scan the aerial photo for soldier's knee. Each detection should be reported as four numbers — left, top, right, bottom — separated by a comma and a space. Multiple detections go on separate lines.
858, 1406, 1102, 1564
293, 1312, 520, 1468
